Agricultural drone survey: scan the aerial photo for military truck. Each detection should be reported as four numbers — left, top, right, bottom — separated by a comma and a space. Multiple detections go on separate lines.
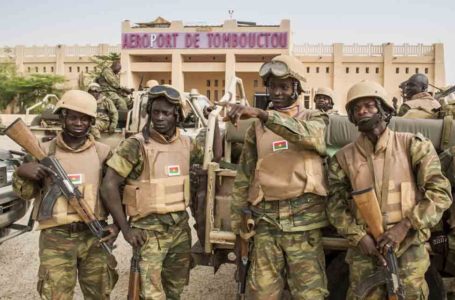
192, 101, 455, 299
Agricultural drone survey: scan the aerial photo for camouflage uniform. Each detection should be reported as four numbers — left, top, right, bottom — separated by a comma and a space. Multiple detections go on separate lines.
397, 92, 441, 119
98, 67, 132, 110
12, 134, 118, 300
106, 129, 203, 300
231, 109, 329, 299
91, 95, 118, 139
327, 129, 452, 299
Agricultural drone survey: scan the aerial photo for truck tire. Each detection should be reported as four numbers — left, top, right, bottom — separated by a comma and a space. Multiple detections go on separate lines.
326, 252, 349, 300
426, 262, 446, 300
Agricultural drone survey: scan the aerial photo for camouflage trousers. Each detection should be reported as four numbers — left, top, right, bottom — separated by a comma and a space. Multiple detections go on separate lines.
91, 120, 110, 139
135, 223, 192, 300
37, 226, 118, 300
247, 225, 328, 300
104, 91, 131, 111
345, 243, 430, 300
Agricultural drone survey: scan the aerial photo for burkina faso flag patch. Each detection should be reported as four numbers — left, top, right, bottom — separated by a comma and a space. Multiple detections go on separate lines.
67, 174, 83, 185
272, 140, 288, 152
167, 165, 181, 176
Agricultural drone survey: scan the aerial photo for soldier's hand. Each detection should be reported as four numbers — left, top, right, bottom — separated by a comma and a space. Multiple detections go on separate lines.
358, 234, 387, 266
16, 162, 52, 181
219, 103, 268, 126
377, 218, 412, 255
100, 224, 120, 246
124, 228, 147, 248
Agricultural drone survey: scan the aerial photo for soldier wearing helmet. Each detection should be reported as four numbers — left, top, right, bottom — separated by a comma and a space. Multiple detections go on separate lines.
87, 82, 118, 139
397, 73, 441, 119
100, 84, 220, 299
97, 59, 134, 110
314, 87, 338, 114
12, 90, 119, 299
326, 80, 451, 299
226, 54, 329, 299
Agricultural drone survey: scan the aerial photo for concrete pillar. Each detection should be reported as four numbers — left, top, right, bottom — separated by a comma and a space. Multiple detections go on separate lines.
55, 45, 65, 76
434, 43, 446, 87
332, 43, 344, 108
383, 43, 394, 95
225, 53, 236, 88
15, 46, 25, 74
120, 51, 131, 88
172, 52, 184, 92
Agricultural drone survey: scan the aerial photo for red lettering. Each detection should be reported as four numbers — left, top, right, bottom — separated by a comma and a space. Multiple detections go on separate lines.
257, 33, 264, 48
271, 33, 278, 48
172, 33, 178, 48
207, 33, 214, 48
194, 33, 200, 48
214, 33, 221, 48
122, 34, 129, 48
157, 34, 165, 48
239, 33, 247, 48
222, 33, 230, 48
248, 33, 256, 48
280, 33, 288, 48
264, 33, 271, 48
231, 33, 238, 48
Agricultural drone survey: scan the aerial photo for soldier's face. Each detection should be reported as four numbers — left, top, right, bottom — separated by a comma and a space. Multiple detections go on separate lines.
63, 109, 92, 137
268, 77, 296, 108
404, 80, 423, 99
315, 95, 332, 111
352, 98, 378, 122
150, 97, 177, 136
88, 89, 101, 100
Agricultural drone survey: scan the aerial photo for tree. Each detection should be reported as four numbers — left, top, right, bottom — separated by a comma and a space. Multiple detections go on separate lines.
79, 52, 120, 90
0, 63, 65, 113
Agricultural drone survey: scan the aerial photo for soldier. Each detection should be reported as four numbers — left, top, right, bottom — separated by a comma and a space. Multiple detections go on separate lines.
397, 73, 441, 118
87, 82, 118, 139
97, 59, 133, 110
145, 79, 159, 89
314, 87, 338, 114
12, 90, 119, 299
100, 85, 220, 299
224, 55, 329, 299
327, 80, 452, 299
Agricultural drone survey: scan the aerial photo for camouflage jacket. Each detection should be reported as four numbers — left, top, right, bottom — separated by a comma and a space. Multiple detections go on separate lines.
106, 128, 204, 230
98, 67, 127, 93
327, 128, 452, 247
96, 96, 118, 131
230, 109, 329, 234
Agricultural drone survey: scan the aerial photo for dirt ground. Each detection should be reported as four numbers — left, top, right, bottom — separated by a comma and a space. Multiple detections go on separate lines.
0, 211, 237, 300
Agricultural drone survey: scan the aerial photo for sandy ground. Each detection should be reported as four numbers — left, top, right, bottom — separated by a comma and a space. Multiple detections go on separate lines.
0, 211, 237, 300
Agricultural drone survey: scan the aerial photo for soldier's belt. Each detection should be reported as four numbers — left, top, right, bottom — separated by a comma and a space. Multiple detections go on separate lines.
53, 221, 107, 233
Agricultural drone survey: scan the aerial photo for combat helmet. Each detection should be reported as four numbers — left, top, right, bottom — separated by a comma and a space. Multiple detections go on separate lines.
87, 82, 101, 92
315, 87, 334, 104
54, 90, 97, 118
259, 54, 307, 93
145, 79, 159, 89
346, 80, 394, 123
147, 84, 185, 121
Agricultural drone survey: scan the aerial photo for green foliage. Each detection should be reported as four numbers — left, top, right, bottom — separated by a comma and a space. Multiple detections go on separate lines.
0, 63, 65, 112
80, 52, 120, 90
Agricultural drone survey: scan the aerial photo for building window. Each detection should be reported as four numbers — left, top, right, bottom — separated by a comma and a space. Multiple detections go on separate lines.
214, 80, 219, 87
346, 67, 349, 74
35, 67, 38, 72
415, 67, 419, 74
27, 67, 31, 72
304, 96, 310, 109
405, 67, 409, 74
365, 67, 369, 74
214, 90, 219, 101
222, 80, 225, 87
356, 67, 359, 74
316, 67, 320, 73
85, 66, 89, 72
306, 67, 310, 73
77, 66, 80, 73
51, 66, 54, 72
160, 79, 165, 84
69, 66, 72, 73
396, 67, 399, 74
206, 80, 211, 87
254, 80, 258, 88
168, 80, 171, 84
326, 67, 330, 73
375, 67, 379, 74
425, 67, 429, 74
43, 66, 47, 73
206, 90, 211, 99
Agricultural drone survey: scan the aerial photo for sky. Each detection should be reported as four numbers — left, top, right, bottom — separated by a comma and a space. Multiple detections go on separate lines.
0, 0, 454, 84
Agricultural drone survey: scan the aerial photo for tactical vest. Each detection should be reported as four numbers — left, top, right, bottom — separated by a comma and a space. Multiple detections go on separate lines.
33, 139, 110, 230
402, 93, 441, 119
123, 133, 191, 219
336, 130, 422, 226
248, 113, 328, 205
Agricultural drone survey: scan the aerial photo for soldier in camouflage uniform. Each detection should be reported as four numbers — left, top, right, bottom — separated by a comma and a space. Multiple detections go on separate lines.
225, 55, 329, 299
87, 82, 118, 139
100, 85, 215, 300
314, 87, 338, 115
327, 80, 452, 299
397, 73, 441, 119
12, 90, 119, 300
97, 59, 133, 110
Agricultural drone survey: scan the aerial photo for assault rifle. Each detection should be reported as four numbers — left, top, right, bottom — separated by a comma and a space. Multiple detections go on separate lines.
5, 118, 113, 256
352, 187, 405, 300
128, 247, 141, 300
237, 208, 254, 300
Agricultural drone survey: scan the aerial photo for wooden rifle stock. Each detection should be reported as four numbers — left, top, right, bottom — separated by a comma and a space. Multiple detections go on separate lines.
352, 187, 384, 239
128, 247, 141, 300
4, 118, 46, 160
